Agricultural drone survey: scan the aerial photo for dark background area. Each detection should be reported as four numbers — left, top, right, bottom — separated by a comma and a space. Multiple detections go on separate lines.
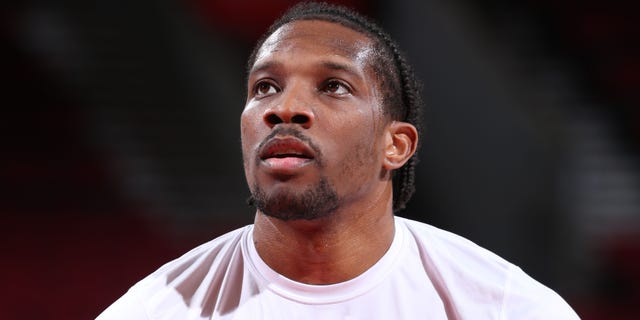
1, 0, 639, 319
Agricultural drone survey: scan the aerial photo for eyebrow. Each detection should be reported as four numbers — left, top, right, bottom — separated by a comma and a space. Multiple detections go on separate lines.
250, 60, 362, 78
250, 61, 281, 74
320, 61, 361, 78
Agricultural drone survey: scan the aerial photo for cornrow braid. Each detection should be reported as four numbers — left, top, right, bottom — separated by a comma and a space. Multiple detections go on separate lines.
247, 1, 423, 213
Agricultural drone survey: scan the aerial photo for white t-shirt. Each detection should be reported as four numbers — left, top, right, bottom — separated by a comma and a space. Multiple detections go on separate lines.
97, 217, 580, 319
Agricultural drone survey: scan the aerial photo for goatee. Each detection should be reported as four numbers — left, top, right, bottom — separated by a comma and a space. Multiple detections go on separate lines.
248, 178, 339, 221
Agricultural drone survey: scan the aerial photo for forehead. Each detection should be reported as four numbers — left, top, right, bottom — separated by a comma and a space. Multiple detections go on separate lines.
253, 20, 375, 69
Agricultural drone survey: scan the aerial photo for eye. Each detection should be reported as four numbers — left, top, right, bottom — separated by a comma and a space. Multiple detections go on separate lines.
254, 81, 279, 97
322, 79, 351, 96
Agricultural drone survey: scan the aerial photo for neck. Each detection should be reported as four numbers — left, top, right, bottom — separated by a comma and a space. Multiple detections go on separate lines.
252, 183, 395, 285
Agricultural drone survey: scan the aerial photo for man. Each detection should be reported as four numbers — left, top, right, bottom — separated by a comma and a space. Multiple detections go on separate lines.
98, 2, 580, 319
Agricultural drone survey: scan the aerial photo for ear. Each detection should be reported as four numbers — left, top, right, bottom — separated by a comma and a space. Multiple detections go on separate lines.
382, 121, 418, 171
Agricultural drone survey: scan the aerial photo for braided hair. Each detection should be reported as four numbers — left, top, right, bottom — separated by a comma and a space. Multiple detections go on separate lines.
246, 2, 423, 213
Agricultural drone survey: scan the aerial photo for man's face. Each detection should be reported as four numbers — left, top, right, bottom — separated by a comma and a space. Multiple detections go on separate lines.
241, 20, 388, 220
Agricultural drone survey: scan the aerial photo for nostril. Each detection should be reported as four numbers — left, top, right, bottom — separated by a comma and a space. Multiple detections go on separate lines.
291, 114, 309, 124
265, 113, 283, 125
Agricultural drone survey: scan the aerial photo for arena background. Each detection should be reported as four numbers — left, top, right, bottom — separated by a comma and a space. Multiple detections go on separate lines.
2, 0, 639, 318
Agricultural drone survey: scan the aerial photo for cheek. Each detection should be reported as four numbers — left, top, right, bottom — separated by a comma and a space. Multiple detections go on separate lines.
239, 115, 250, 157
240, 106, 262, 147
329, 114, 383, 183
240, 110, 260, 176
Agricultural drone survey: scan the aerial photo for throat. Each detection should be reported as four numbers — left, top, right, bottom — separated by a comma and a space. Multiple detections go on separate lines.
252, 213, 395, 285
264, 237, 364, 284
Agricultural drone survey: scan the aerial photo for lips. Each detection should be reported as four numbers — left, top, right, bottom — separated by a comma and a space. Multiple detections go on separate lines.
258, 137, 315, 171
259, 137, 314, 161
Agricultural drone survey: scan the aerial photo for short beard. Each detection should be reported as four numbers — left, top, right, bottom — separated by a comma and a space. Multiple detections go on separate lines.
248, 178, 339, 221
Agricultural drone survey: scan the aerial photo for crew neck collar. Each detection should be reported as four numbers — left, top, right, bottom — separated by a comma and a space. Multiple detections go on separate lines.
243, 217, 406, 304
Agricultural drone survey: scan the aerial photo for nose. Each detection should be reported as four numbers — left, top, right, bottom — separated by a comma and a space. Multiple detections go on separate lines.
262, 89, 314, 129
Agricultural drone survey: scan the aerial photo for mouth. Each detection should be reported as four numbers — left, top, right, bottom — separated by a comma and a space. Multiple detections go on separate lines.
260, 137, 314, 160
258, 137, 315, 171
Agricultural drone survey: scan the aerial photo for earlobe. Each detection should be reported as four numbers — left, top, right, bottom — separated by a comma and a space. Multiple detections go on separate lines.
383, 121, 418, 170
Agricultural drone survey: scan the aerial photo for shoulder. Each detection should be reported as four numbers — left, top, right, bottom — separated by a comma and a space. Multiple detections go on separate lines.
397, 217, 580, 319
502, 266, 581, 319
398, 217, 512, 298
150, 225, 250, 278
96, 226, 252, 320
398, 216, 512, 275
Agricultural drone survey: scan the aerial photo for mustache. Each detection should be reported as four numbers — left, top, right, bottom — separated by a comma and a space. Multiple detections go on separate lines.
257, 127, 322, 160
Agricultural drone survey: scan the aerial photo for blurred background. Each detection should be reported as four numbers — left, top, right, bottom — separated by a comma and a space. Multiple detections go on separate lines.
2, 0, 639, 318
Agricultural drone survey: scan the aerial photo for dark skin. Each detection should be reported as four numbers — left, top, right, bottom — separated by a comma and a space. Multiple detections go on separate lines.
241, 20, 418, 285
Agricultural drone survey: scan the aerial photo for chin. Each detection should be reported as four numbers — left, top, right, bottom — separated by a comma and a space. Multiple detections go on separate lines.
250, 178, 339, 221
